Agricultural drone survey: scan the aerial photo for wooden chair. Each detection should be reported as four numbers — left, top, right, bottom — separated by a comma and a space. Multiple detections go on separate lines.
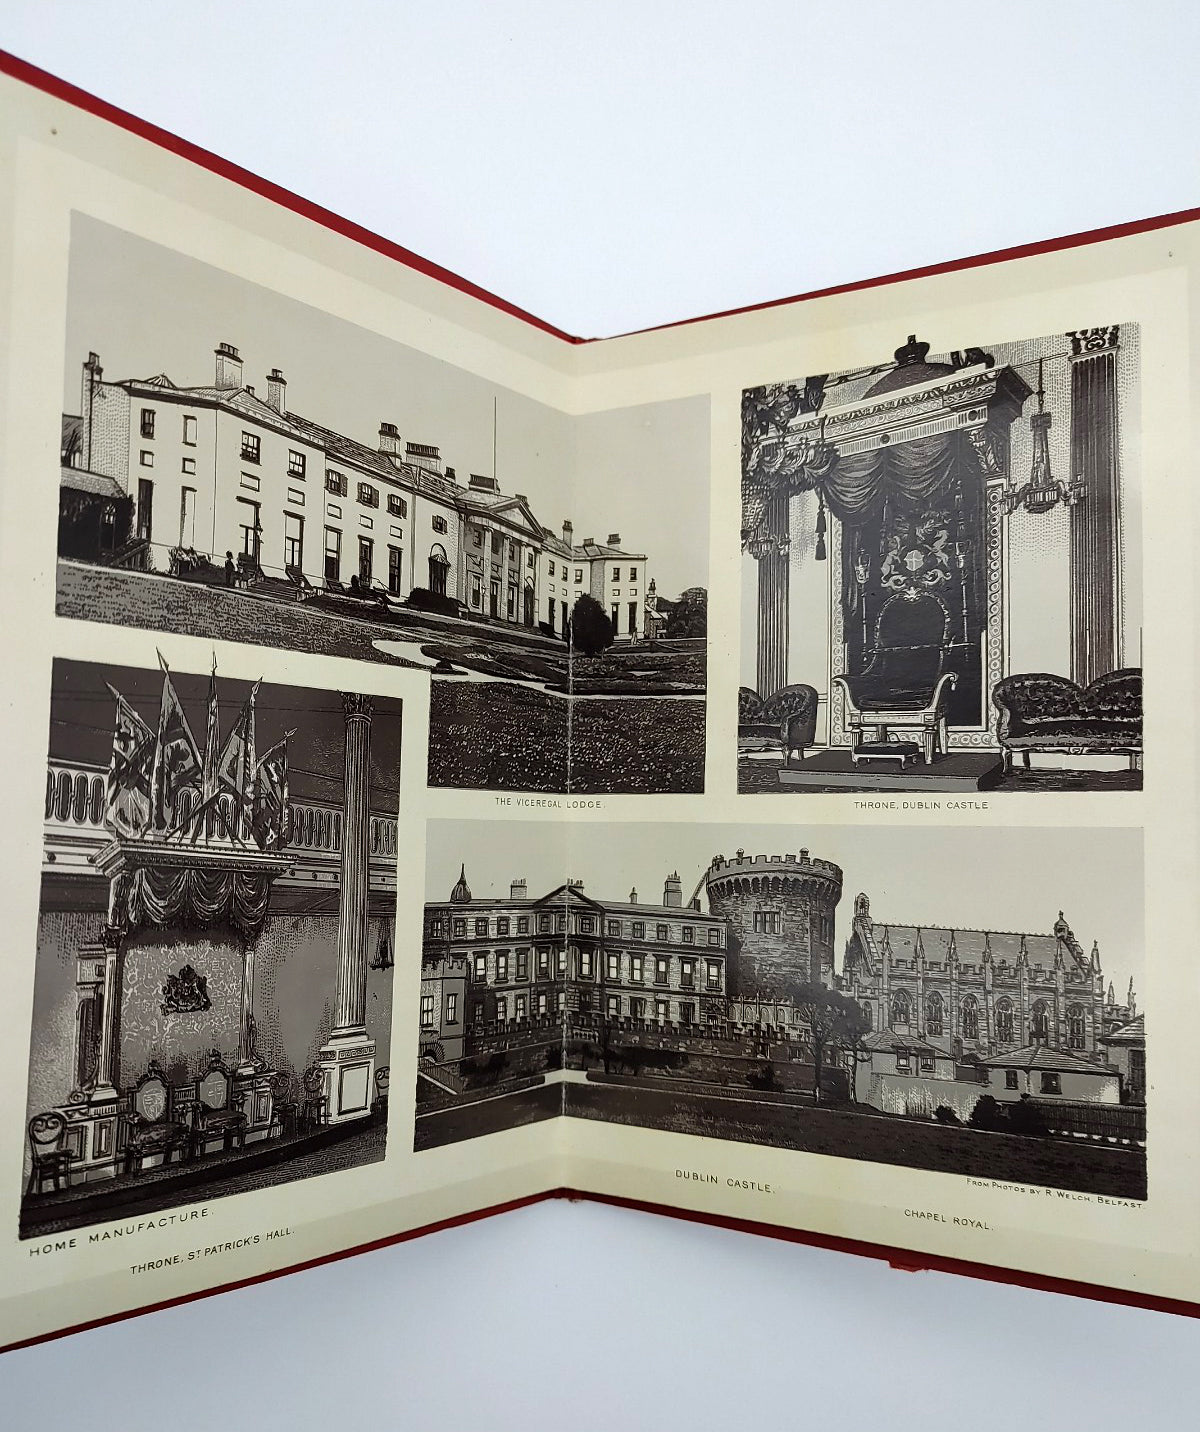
195, 1052, 248, 1153
123, 1063, 190, 1174
301, 1065, 330, 1132
26, 1111, 73, 1195
372, 1065, 390, 1119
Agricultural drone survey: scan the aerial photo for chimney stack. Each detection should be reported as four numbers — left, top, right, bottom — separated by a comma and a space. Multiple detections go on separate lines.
510, 878, 528, 901
214, 342, 243, 391
663, 871, 682, 908
378, 422, 402, 457
607, 533, 621, 546
562, 520, 574, 546
266, 368, 287, 414
629, 887, 638, 905
81, 352, 103, 469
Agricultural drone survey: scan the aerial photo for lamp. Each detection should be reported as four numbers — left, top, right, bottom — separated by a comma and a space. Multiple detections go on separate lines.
1003, 359, 1086, 515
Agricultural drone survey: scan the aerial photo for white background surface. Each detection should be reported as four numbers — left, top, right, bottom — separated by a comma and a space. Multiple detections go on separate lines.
3, 4, 1200, 1426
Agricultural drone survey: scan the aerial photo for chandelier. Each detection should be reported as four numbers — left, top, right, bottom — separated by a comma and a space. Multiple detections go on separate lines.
1003, 359, 1086, 515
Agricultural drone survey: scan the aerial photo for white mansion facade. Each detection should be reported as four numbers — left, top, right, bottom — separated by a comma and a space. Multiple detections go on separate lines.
61, 342, 650, 639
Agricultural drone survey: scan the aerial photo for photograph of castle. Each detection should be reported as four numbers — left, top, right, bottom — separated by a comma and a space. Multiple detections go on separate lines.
22, 657, 400, 1239
740, 328, 1142, 792
416, 822, 1145, 1200
55, 216, 708, 794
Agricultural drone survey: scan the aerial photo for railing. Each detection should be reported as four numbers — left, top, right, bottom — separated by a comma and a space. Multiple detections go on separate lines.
45, 763, 107, 829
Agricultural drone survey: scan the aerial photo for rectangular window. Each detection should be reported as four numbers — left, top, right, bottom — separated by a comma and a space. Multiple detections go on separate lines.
516, 949, 529, 980
508, 540, 516, 561
1006, 1070, 1019, 1090
536, 949, 550, 977
682, 926, 694, 945
630, 955, 644, 984
240, 471, 260, 492
428, 917, 444, 938
473, 1001, 484, 1025
140, 408, 155, 439
556, 948, 568, 976
628, 601, 637, 635
491, 533, 501, 555
452, 919, 466, 938
288, 450, 306, 478
358, 535, 373, 583
655, 957, 669, 985
515, 994, 527, 1021
475, 918, 488, 937
656, 999, 670, 1024
284, 512, 304, 569
629, 567, 637, 581
357, 482, 379, 508
496, 953, 509, 982
432, 514, 448, 534
420, 995, 435, 1029
388, 545, 403, 595
538, 914, 551, 933
181, 457, 196, 475
517, 917, 529, 935
473, 954, 487, 982
496, 996, 508, 1022
1040, 1072, 1062, 1095
896, 1051, 911, 1072
178, 487, 196, 548
752, 911, 781, 935
612, 566, 620, 581
680, 960, 695, 989
920, 1054, 936, 1073
241, 432, 260, 463
630, 998, 645, 1022
236, 497, 259, 557
579, 950, 594, 978
139, 450, 154, 468
387, 493, 407, 517
578, 993, 592, 1015
183, 414, 197, 445
611, 604, 619, 632
606, 953, 620, 981
326, 469, 346, 496
706, 960, 722, 990
575, 568, 583, 583
607, 995, 621, 1018
632, 922, 644, 939
536, 993, 547, 1017
497, 918, 510, 936
607, 920, 621, 936
324, 527, 341, 582
708, 928, 721, 946
680, 1003, 695, 1025
507, 583, 517, 619
446, 993, 459, 1024
470, 575, 481, 608
578, 916, 594, 934
656, 924, 669, 942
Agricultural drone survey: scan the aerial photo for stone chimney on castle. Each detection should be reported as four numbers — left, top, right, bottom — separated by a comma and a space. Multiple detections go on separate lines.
510, 878, 528, 901
266, 368, 287, 414
562, 520, 574, 546
663, 871, 682, 908
378, 422, 402, 457
214, 342, 243, 391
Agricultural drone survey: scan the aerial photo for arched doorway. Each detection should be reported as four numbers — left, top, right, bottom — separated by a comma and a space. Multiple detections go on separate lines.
428, 543, 450, 597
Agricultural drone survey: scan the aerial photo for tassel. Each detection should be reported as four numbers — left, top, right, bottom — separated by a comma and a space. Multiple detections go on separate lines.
814, 491, 827, 561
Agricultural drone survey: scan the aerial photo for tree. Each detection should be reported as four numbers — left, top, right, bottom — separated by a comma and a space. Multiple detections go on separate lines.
667, 586, 708, 639
570, 593, 614, 656
792, 983, 870, 1104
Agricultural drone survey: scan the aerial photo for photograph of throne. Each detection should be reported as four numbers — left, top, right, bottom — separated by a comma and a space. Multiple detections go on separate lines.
21, 656, 401, 1238
739, 328, 1142, 793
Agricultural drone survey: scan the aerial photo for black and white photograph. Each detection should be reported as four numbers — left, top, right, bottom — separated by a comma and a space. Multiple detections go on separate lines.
740, 329, 1142, 793
416, 820, 1145, 1200
56, 217, 709, 795
22, 656, 400, 1238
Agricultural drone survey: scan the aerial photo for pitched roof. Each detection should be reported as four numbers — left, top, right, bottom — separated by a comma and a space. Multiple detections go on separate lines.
1100, 1014, 1145, 1043
985, 1044, 1113, 1074
862, 1030, 945, 1057
60, 466, 125, 500
859, 917, 1091, 974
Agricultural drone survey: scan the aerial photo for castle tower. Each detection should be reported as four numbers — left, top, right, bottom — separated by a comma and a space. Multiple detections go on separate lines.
705, 848, 843, 998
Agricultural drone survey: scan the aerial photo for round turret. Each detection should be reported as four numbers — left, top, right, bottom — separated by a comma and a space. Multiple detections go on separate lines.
705, 850, 843, 997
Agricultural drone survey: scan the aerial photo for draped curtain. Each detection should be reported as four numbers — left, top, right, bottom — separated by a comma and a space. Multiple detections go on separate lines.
123, 866, 272, 942
794, 431, 959, 527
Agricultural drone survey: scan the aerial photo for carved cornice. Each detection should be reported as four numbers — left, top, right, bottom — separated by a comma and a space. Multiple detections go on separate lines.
95, 837, 293, 881
1067, 326, 1120, 359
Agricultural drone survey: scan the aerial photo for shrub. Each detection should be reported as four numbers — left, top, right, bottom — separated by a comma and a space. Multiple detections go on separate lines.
1008, 1094, 1049, 1137
407, 585, 462, 617
667, 586, 708, 639
570, 593, 615, 656
934, 1105, 962, 1125
967, 1094, 1006, 1131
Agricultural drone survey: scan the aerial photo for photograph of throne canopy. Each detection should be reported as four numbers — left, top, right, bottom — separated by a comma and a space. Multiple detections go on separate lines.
56, 215, 708, 795
739, 327, 1142, 793
417, 821, 1145, 1199
22, 657, 400, 1239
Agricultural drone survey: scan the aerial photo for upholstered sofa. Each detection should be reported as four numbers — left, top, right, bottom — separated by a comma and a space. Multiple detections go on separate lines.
991, 669, 1142, 770
738, 684, 819, 762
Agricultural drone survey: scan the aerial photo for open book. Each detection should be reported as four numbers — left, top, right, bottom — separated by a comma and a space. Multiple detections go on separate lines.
1, 51, 1195, 1351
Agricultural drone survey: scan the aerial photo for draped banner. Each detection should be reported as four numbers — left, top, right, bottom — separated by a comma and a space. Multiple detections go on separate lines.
121, 865, 273, 941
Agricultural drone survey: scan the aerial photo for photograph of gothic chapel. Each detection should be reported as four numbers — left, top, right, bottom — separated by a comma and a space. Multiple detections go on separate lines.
55, 216, 708, 795
22, 657, 399, 1239
415, 822, 1145, 1201
739, 326, 1142, 792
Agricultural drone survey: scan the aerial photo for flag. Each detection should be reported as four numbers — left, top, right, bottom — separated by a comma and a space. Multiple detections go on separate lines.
149, 655, 202, 831
104, 683, 155, 836
252, 732, 293, 850
214, 679, 260, 838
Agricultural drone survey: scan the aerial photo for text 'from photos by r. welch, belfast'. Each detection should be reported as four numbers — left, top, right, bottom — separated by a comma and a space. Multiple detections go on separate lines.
55, 217, 710, 795
23, 656, 401, 1239
414, 821, 1145, 1202
739, 328, 1141, 795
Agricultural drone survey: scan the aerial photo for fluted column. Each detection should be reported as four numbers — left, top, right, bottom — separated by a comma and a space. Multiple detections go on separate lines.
1067, 326, 1122, 686
333, 693, 373, 1036
754, 489, 790, 698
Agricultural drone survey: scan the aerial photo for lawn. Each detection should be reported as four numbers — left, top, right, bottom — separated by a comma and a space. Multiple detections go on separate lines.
413, 1082, 562, 1151
563, 1080, 1146, 1200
